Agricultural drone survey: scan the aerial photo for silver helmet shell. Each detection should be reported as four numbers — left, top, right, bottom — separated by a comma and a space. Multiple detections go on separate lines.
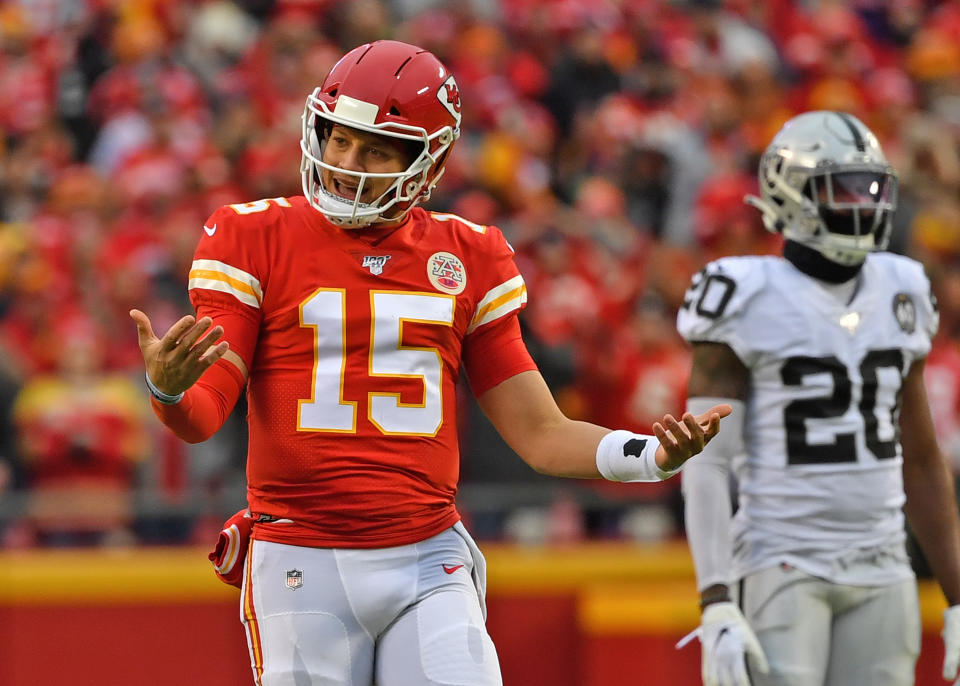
746, 111, 898, 266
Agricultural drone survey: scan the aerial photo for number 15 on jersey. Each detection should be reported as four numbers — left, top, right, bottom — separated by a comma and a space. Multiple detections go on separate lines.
298, 289, 456, 437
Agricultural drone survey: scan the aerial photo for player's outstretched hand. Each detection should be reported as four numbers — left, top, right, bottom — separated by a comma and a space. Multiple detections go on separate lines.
943, 605, 960, 685
130, 309, 229, 396
653, 403, 732, 472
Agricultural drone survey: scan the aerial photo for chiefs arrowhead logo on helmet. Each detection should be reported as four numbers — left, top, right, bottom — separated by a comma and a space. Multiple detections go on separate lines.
437, 76, 462, 127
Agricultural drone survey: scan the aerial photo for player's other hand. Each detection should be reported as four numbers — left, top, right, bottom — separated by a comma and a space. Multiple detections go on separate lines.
653, 404, 732, 471
943, 605, 960, 684
699, 602, 769, 686
130, 309, 229, 396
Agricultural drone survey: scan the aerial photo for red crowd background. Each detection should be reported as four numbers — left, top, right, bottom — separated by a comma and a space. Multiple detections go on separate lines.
1, 0, 960, 553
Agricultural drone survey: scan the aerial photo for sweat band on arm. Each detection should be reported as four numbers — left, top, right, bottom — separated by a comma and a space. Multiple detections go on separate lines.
150, 359, 246, 443
595, 430, 675, 482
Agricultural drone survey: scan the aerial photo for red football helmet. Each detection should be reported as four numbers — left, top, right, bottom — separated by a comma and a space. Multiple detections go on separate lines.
300, 40, 462, 226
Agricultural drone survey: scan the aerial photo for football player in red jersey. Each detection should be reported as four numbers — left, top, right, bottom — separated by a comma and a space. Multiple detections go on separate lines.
130, 40, 730, 686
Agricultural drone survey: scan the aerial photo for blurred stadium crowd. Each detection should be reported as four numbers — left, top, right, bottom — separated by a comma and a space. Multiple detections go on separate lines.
2, 0, 960, 548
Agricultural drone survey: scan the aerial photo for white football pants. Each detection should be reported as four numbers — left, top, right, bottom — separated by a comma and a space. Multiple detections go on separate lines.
240, 522, 502, 686
741, 564, 920, 686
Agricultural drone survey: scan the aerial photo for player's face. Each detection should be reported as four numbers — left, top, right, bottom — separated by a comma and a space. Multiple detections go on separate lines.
321, 125, 411, 206
813, 171, 892, 236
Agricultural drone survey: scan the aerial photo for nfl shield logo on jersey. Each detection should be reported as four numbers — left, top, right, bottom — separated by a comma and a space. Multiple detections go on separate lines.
362, 255, 391, 275
285, 569, 303, 590
892, 293, 916, 333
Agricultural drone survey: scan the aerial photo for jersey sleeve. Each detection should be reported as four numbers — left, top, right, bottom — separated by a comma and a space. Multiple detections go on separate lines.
891, 256, 939, 358
676, 257, 767, 365
460, 223, 537, 393
465, 225, 528, 334
188, 204, 265, 368
463, 315, 538, 396
914, 262, 939, 343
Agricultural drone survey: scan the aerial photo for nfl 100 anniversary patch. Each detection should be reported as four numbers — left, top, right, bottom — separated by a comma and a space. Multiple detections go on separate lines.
285, 568, 303, 590
892, 293, 915, 334
361, 255, 391, 275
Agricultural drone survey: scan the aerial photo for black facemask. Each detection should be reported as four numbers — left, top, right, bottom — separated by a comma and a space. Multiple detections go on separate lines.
783, 240, 863, 284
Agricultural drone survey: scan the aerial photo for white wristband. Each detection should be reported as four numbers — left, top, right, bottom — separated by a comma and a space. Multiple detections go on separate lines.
596, 430, 676, 482
145, 372, 184, 405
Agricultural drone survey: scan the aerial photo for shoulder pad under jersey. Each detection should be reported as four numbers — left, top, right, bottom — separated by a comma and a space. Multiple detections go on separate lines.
676, 256, 773, 357
868, 252, 939, 343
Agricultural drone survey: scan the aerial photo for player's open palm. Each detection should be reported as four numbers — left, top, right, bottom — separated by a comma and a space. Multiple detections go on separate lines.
130, 309, 229, 396
653, 404, 732, 471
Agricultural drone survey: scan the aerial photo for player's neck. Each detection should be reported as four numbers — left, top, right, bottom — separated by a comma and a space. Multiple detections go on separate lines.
783, 240, 862, 284
784, 240, 863, 305
331, 211, 412, 242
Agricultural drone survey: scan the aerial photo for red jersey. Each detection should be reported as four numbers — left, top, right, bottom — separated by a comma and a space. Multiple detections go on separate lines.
188, 197, 535, 547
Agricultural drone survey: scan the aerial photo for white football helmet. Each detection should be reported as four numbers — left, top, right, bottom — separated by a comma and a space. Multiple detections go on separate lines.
745, 111, 898, 265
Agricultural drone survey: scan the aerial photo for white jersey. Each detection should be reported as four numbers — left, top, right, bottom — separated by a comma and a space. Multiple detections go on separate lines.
677, 253, 938, 585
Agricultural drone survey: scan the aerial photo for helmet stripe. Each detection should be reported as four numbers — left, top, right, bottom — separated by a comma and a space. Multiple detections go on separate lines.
835, 111, 866, 152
